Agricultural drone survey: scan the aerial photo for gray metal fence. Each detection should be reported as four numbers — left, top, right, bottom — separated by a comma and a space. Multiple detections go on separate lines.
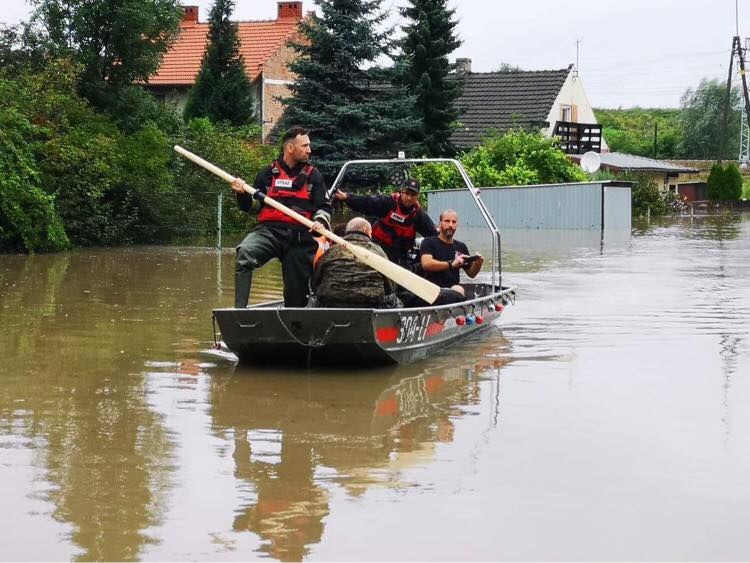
427, 181, 632, 230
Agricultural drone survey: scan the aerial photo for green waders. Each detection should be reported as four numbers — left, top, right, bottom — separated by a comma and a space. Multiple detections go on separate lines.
235, 224, 317, 308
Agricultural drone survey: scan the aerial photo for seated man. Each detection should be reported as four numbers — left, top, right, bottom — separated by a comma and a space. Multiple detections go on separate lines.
417, 209, 484, 305
310, 217, 401, 309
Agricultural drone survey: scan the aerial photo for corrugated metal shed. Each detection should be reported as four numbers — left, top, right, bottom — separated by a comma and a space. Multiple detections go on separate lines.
427, 181, 631, 230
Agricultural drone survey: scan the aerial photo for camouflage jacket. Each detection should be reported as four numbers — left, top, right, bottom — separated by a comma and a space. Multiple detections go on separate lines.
310, 232, 397, 308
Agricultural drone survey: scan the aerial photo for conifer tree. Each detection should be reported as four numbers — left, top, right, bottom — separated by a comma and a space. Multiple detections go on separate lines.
281, 0, 420, 180
184, 0, 255, 126
395, 0, 463, 156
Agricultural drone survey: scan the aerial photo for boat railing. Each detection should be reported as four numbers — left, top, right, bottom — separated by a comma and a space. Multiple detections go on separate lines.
330, 158, 503, 293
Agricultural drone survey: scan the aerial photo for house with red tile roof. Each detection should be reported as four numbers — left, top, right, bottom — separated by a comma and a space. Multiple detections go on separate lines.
147, 2, 306, 141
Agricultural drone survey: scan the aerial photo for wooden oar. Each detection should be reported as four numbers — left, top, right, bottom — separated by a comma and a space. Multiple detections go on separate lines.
174, 146, 441, 304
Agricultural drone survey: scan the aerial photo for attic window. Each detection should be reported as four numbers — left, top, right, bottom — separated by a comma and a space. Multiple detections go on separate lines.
561, 105, 572, 122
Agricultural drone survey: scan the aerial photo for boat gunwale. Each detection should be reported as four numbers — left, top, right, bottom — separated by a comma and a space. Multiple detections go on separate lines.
213, 285, 517, 315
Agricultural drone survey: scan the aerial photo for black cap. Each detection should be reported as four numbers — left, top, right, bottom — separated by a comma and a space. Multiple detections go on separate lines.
403, 178, 420, 193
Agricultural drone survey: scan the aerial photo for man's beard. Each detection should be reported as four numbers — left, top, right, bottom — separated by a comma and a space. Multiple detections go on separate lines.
442, 228, 455, 240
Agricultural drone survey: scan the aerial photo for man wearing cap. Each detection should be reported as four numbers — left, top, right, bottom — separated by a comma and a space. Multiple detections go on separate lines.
334, 179, 436, 267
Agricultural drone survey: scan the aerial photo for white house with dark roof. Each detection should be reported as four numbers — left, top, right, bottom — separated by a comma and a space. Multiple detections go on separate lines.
452, 59, 608, 154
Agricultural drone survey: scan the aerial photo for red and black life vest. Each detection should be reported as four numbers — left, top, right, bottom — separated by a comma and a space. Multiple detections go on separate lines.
371, 193, 419, 251
256, 160, 316, 226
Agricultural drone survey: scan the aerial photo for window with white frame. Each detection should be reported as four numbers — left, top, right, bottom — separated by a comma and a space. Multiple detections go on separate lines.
561, 105, 572, 122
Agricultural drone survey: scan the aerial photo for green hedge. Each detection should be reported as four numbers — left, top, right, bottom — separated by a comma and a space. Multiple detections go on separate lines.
0, 60, 276, 252
409, 130, 587, 191
707, 163, 743, 201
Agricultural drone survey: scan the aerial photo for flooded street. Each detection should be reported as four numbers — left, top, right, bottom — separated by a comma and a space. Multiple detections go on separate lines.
1, 213, 749, 561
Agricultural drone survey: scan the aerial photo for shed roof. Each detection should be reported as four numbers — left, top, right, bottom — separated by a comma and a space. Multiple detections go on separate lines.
583, 152, 699, 173
452, 66, 572, 147
148, 17, 302, 86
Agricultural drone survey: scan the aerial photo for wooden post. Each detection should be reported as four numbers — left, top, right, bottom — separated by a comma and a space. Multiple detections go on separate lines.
216, 192, 223, 250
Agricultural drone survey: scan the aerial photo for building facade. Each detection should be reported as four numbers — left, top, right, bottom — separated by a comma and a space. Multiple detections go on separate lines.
147, 2, 305, 141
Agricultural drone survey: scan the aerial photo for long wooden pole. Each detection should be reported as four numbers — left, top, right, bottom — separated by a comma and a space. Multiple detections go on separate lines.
174, 146, 441, 304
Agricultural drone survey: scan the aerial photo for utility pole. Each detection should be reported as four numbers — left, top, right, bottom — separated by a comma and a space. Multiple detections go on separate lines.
736, 37, 750, 165
653, 122, 658, 159
734, 37, 750, 131
720, 39, 736, 162
720, 36, 750, 162
742, 38, 750, 166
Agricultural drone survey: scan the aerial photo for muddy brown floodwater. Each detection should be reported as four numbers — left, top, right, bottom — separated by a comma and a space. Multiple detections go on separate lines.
1, 213, 749, 561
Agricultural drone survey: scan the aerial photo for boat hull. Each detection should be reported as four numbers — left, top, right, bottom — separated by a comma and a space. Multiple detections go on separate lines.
212, 284, 515, 366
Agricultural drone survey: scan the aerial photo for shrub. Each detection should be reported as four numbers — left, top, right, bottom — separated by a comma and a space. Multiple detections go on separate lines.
621, 172, 667, 216
411, 129, 587, 192
707, 163, 742, 201
0, 114, 69, 252
176, 119, 275, 238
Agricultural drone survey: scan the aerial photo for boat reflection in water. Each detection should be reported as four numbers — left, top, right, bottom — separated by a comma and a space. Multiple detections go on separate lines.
208, 333, 512, 561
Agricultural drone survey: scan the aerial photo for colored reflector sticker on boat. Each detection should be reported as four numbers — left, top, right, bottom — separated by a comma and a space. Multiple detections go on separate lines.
426, 322, 444, 337
376, 326, 399, 343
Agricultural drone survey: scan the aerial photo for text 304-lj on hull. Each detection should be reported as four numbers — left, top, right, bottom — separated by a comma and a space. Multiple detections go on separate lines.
212, 283, 515, 366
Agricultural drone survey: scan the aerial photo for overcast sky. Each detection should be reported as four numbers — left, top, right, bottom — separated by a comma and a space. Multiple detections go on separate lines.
2, 0, 746, 108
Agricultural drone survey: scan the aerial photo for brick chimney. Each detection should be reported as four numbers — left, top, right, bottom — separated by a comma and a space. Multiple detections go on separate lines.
277, 1, 303, 21
455, 58, 472, 75
182, 5, 199, 24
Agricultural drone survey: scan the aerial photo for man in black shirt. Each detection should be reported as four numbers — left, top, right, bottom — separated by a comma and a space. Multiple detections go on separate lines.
334, 179, 435, 267
230, 126, 332, 308
419, 209, 484, 304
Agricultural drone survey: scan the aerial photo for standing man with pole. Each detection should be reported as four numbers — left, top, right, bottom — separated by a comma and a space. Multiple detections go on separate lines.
231, 126, 331, 308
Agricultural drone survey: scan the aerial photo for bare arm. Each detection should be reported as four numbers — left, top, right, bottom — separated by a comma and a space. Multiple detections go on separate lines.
464, 254, 484, 278
421, 252, 465, 273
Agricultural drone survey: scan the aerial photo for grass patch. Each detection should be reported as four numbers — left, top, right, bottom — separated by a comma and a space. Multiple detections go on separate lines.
743, 178, 750, 199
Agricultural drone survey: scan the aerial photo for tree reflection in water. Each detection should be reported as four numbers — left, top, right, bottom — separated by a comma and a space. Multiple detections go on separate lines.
0, 252, 178, 561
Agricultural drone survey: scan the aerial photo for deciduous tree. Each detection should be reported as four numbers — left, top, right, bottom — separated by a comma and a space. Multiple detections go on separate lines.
679, 78, 740, 159
29, 0, 182, 124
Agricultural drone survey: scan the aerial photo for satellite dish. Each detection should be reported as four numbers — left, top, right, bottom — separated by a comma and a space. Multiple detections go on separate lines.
580, 151, 601, 173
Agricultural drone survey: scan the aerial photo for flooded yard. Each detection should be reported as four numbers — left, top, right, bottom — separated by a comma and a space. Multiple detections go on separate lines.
1, 213, 749, 561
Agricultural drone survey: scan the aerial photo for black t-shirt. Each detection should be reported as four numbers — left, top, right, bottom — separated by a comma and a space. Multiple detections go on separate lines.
419, 237, 470, 287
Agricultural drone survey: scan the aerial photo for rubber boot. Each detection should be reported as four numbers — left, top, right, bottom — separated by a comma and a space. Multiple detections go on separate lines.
234, 270, 253, 308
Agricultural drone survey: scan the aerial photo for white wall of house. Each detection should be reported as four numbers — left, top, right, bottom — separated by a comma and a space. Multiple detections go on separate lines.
165, 88, 189, 111
544, 71, 609, 151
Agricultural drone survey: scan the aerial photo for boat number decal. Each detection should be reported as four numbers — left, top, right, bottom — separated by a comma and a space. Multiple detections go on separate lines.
397, 315, 441, 344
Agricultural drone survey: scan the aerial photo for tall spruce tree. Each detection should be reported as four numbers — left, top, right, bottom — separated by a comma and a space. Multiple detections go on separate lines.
184, 0, 255, 126
281, 0, 420, 180
395, 0, 462, 156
